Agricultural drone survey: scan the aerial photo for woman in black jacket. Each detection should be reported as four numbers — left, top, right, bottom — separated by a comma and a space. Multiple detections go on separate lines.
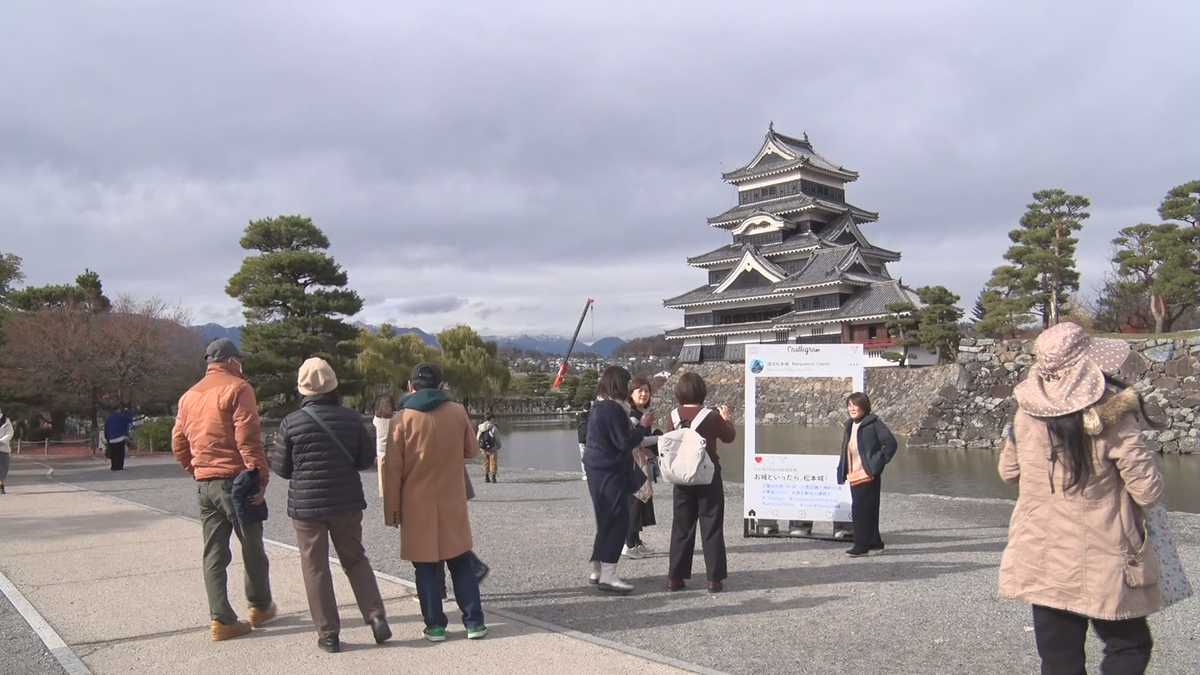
272, 358, 390, 653
836, 392, 898, 557
583, 367, 654, 594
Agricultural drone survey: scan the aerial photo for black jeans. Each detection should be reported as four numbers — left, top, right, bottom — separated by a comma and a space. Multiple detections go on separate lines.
108, 441, 126, 470
850, 476, 883, 549
586, 467, 629, 564
1032, 605, 1153, 675
668, 465, 727, 582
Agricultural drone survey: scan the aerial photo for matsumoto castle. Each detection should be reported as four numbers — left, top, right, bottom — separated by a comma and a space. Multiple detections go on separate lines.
663, 124, 935, 368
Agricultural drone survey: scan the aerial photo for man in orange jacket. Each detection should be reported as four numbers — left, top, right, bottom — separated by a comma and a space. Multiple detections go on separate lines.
172, 338, 277, 642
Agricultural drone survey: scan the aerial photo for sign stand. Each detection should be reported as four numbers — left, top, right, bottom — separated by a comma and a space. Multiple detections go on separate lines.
741, 343, 865, 541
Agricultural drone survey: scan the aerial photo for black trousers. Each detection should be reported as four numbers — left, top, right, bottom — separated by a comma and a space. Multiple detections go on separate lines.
1031, 605, 1153, 675
668, 466, 727, 582
586, 467, 629, 564
626, 494, 656, 547
108, 441, 127, 471
850, 476, 883, 549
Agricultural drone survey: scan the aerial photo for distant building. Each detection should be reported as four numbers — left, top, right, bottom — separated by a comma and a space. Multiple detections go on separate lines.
663, 125, 934, 367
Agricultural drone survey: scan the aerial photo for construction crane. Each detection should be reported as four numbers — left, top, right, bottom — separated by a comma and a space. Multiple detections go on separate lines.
552, 298, 594, 390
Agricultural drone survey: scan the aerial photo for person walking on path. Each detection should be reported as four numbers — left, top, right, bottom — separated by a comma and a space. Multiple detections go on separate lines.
272, 358, 391, 654
1000, 322, 1165, 675
103, 404, 136, 471
622, 378, 658, 560
837, 392, 898, 557
665, 372, 736, 593
0, 408, 12, 494
577, 400, 591, 480
583, 366, 653, 594
373, 394, 395, 497
476, 412, 501, 483
171, 338, 277, 642
383, 362, 488, 642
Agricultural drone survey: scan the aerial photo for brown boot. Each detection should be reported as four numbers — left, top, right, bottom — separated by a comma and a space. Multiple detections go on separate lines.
210, 620, 252, 641
247, 602, 278, 628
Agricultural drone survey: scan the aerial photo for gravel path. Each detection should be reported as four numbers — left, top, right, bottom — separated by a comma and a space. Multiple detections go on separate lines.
0, 590, 68, 675
28, 457, 1200, 675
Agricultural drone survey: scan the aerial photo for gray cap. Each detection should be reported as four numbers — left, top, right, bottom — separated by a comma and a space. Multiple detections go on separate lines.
205, 338, 245, 363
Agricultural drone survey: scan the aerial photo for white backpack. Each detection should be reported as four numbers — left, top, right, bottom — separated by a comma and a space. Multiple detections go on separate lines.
658, 408, 716, 486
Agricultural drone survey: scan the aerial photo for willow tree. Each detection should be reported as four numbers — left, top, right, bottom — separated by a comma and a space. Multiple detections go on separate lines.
226, 215, 363, 414
436, 325, 511, 412
355, 325, 438, 401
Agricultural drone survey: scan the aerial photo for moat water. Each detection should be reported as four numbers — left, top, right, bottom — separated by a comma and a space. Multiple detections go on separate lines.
486, 421, 1200, 514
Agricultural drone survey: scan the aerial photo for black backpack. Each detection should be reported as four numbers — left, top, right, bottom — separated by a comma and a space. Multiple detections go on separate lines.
479, 427, 496, 451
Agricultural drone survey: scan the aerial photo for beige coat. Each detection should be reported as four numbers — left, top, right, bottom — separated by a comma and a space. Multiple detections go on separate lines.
382, 400, 479, 563
998, 389, 1165, 620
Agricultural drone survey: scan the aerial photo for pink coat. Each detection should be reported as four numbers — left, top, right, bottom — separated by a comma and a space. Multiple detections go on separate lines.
997, 389, 1165, 620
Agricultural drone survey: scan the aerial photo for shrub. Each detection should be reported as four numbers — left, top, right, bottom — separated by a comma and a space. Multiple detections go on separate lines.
881, 351, 904, 364
131, 417, 175, 452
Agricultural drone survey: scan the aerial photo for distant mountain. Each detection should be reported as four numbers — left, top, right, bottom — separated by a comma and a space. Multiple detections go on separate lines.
487, 334, 625, 357
191, 324, 619, 355
353, 322, 438, 346
194, 323, 242, 346
612, 333, 676, 358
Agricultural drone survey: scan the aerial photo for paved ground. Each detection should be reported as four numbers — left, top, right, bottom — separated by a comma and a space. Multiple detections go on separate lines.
5, 455, 1199, 675
0, 592, 67, 675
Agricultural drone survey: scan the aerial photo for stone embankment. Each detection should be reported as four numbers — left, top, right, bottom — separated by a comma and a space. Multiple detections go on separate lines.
657, 334, 1200, 454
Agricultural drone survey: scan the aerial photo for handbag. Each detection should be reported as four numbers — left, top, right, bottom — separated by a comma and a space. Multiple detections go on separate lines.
300, 408, 358, 466
1143, 502, 1193, 607
847, 468, 873, 487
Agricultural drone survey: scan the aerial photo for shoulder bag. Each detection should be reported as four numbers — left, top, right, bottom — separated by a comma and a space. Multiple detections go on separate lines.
301, 408, 358, 467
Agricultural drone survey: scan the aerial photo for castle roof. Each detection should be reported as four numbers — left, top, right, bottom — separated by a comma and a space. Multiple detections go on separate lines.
707, 195, 879, 228
721, 126, 859, 184
663, 280, 921, 339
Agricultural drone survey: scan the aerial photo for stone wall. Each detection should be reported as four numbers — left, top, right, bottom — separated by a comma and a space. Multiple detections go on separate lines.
654, 334, 1200, 454
908, 336, 1200, 454
650, 362, 958, 435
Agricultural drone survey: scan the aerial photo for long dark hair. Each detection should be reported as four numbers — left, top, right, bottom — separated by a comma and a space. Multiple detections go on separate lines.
1046, 413, 1092, 492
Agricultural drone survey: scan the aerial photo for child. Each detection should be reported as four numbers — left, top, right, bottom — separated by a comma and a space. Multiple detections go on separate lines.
476, 413, 501, 483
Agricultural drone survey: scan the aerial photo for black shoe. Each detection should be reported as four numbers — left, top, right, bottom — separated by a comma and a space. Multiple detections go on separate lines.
707, 580, 723, 594
484, 475, 491, 483
318, 635, 340, 653
475, 560, 491, 584
370, 617, 391, 644
869, 545, 885, 555
845, 547, 870, 557
491, 474, 497, 483
0, 484, 5, 494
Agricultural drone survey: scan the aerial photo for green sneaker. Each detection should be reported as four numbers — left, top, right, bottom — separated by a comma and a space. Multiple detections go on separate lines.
423, 627, 447, 642
466, 625, 488, 640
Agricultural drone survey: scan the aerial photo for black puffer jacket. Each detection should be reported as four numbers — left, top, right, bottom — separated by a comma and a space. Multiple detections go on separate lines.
272, 394, 375, 520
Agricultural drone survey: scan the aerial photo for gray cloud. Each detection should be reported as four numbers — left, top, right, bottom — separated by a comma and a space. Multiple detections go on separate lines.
386, 295, 468, 316
0, 0, 1195, 338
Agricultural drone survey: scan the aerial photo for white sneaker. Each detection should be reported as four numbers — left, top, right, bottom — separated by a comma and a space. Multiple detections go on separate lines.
588, 560, 601, 585
621, 544, 645, 559
635, 542, 653, 555
597, 562, 633, 594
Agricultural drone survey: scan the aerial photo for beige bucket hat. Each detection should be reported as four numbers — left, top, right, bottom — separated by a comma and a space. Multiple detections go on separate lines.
1013, 322, 1131, 418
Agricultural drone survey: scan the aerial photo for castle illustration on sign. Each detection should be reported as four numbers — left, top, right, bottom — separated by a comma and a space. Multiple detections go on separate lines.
662, 124, 935, 368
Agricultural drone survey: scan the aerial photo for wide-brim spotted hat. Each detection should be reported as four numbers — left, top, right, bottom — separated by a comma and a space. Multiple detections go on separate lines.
1014, 322, 1131, 418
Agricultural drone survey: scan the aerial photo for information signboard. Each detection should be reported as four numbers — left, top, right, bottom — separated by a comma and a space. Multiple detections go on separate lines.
743, 344, 865, 533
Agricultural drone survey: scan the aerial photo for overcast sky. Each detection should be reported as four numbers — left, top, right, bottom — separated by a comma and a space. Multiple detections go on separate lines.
1, 1, 1195, 340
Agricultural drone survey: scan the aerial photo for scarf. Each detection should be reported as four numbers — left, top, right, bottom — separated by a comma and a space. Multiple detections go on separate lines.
398, 389, 453, 412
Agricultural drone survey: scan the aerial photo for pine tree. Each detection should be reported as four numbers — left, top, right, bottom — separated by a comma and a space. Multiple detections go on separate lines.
226, 215, 363, 414
971, 290, 987, 324
978, 266, 1034, 339
884, 301, 921, 366
916, 286, 963, 363
991, 189, 1091, 328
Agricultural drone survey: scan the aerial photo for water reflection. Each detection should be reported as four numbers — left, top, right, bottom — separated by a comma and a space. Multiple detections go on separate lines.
482, 419, 1199, 514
